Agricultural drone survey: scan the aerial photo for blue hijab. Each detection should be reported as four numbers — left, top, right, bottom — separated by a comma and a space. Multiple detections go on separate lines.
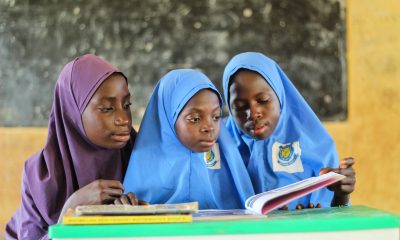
222, 52, 339, 209
123, 69, 254, 209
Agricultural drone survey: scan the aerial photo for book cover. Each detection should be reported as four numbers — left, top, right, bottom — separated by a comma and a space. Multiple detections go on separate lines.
245, 172, 346, 215
63, 211, 192, 225
75, 202, 198, 216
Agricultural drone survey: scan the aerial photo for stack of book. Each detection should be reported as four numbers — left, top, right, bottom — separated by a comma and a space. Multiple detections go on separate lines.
63, 202, 198, 225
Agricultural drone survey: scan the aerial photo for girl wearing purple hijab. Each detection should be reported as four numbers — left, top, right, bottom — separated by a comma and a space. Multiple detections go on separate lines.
5, 54, 137, 239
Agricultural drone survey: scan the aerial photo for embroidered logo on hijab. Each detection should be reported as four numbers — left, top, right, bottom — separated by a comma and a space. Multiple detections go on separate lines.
204, 143, 221, 170
272, 141, 304, 173
278, 144, 297, 166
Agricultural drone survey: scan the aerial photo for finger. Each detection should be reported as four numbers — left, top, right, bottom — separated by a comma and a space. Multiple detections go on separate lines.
114, 198, 122, 205
338, 168, 356, 177
101, 180, 124, 190
336, 185, 355, 194
338, 177, 356, 186
279, 205, 288, 210
139, 200, 149, 206
319, 168, 334, 175
296, 204, 304, 210
340, 157, 355, 169
103, 188, 124, 197
329, 179, 354, 193
127, 192, 139, 205
120, 195, 131, 205
102, 197, 118, 204
100, 191, 123, 204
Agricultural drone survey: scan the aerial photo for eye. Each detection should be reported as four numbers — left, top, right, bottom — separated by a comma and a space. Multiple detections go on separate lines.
213, 114, 222, 122
99, 106, 114, 113
123, 102, 132, 109
187, 116, 201, 123
232, 102, 247, 111
258, 97, 270, 104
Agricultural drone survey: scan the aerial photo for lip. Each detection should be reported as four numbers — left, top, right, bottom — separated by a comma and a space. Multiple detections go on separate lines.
199, 140, 215, 148
111, 132, 131, 142
248, 124, 267, 136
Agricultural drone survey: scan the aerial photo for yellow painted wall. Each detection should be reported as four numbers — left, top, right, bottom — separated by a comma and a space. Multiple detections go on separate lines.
1, 0, 399, 235
326, 0, 400, 212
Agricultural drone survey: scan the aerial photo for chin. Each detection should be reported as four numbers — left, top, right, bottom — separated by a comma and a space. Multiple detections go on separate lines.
190, 146, 212, 153
254, 136, 266, 141
202, 146, 213, 152
246, 132, 268, 141
257, 132, 271, 140
110, 141, 128, 149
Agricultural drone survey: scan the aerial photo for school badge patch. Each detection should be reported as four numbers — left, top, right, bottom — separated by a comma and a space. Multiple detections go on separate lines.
204, 143, 221, 170
272, 141, 303, 173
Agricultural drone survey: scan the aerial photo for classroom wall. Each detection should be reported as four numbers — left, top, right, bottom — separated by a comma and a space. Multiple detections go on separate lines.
324, 0, 400, 213
1, 0, 399, 236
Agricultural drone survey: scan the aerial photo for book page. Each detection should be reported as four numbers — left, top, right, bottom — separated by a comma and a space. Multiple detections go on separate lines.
193, 209, 266, 221
75, 202, 198, 215
245, 172, 345, 215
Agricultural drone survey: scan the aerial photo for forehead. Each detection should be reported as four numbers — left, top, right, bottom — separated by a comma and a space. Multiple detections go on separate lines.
230, 70, 274, 97
183, 89, 220, 110
93, 73, 129, 97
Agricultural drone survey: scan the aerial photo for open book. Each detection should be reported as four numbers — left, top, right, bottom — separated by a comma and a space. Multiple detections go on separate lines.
245, 171, 345, 215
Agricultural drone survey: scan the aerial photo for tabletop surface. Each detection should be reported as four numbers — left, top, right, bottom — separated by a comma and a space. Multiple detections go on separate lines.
49, 205, 400, 238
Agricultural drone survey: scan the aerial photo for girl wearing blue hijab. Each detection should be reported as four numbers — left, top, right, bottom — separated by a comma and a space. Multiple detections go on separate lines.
123, 69, 254, 209
222, 52, 355, 209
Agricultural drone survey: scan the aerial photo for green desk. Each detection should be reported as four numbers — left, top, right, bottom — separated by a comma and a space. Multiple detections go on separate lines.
49, 206, 400, 240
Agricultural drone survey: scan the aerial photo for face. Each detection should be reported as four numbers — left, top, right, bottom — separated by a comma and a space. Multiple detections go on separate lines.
82, 73, 132, 149
174, 89, 221, 153
229, 70, 280, 140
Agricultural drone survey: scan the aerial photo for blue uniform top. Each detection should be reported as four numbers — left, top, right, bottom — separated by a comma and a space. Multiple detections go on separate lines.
222, 52, 339, 208
124, 69, 254, 209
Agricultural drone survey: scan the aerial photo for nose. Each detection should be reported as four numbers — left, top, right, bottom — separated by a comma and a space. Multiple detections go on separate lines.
246, 104, 262, 120
200, 118, 215, 134
115, 109, 131, 126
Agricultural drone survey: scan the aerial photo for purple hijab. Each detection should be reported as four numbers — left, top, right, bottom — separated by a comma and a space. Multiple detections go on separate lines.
5, 54, 136, 239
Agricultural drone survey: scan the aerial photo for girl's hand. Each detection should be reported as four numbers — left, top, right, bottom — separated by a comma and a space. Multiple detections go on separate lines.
278, 203, 322, 210
58, 179, 124, 223
71, 179, 124, 205
320, 157, 356, 206
295, 203, 322, 209
114, 192, 149, 205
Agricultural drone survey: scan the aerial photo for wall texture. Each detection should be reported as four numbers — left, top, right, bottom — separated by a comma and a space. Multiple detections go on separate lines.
1, 0, 399, 236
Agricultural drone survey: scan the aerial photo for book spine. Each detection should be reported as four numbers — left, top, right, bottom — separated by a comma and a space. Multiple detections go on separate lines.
63, 215, 192, 225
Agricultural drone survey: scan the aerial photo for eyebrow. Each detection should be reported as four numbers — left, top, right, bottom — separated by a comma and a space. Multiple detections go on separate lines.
255, 92, 271, 97
100, 93, 131, 101
186, 105, 221, 113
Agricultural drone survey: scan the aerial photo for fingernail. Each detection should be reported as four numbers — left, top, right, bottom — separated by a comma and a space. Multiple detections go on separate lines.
340, 162, 347, 168
296, 204, 304, 210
